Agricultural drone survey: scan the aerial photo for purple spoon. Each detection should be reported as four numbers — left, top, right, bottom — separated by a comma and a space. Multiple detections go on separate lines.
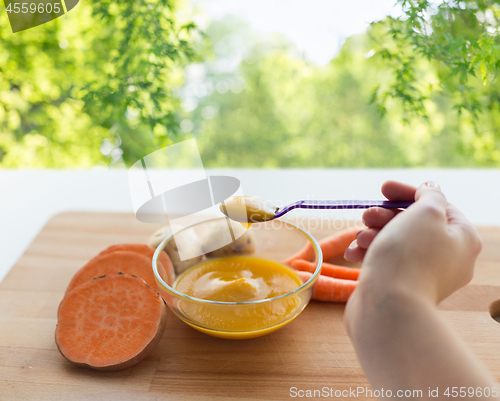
274, 199, 414, 219
220, 196, 414, 223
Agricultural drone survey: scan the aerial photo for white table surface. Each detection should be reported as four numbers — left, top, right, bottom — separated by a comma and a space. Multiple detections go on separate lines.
1, 169, 499, 283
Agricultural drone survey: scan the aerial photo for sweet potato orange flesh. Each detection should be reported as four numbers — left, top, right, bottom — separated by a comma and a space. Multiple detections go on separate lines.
56, 273, 167, 371
98, 243, 172, 277
66, 251, 158, 294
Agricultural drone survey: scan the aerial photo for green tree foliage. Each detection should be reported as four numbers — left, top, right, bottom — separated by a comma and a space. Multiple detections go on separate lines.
1, 1, 499, 168
194, 35, 407, 167
373, 0, 500, 118
0, 0, 198, 167
189, 16, 500, 167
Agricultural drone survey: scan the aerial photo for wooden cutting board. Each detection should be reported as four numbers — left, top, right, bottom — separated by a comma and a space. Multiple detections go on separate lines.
1, 212, 500, 401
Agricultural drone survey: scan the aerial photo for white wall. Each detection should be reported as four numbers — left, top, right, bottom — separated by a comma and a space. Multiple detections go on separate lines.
1, 169, 498, 282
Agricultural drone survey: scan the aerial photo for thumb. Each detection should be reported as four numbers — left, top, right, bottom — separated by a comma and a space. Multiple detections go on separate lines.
413, 181, 448, 221
415, 182, 481, 255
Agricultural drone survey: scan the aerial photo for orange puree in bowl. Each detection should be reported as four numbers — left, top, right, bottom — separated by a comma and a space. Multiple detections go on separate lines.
173, 256, 304, 338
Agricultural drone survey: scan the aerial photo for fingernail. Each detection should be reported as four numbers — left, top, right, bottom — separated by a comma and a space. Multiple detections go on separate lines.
426, 181, 439, 188
348, 240, 357, 249
356, 230, 362, 239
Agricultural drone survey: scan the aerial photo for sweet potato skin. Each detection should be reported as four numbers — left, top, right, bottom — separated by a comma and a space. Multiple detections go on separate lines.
65, 251, 159, 294
98, 243, 172, 280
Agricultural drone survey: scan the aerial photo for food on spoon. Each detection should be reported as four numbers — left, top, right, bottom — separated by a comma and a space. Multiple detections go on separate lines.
56, 273, 167, 371
173, 256, 303, 332
220, 196, 278, 223
65, 251, 160, 294
296, 271, 357, 302
290, 259, 360, 281
98, 243, 172, 279
283, 227, 360, 265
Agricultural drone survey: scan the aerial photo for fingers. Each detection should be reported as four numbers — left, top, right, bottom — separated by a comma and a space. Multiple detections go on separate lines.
414, 181, 446, 204
344, 241, 366, 262
351, 180, 415, 262
362, 180, 416, 228
356, 228, 380, 248
381, 180, 417, 201
344, 229, 379, 262
347, 180, 470, 265
362, 207, 400, 228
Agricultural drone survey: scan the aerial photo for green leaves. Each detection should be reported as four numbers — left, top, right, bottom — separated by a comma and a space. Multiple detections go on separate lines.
0, 0, 198, 167
374, 0, 500, 120
1, 0, 499, 168
191, 17, 500, 168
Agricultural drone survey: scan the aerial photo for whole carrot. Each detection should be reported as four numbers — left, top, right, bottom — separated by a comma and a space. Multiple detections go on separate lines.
283, 227, 361, 266
291, 259, 360, 281
282, 241, 315, 266
318, 227, 360, 262
297, 271, 357, 303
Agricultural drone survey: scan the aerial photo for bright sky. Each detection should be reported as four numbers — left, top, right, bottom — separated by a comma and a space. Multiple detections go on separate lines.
191, 0, 402, 65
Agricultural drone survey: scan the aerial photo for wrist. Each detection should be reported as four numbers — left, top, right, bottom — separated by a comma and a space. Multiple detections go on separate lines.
355, 258, 440, 305
344, 276, 435, 342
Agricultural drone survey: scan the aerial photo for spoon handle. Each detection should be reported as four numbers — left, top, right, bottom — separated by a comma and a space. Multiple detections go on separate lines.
275, 200, 414, 218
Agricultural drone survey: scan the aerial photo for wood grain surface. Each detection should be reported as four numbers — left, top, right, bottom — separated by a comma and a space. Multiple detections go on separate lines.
1, 212, 500, 401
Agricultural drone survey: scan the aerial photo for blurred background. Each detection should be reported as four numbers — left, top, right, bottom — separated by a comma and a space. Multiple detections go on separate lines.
2, 0, 500, 281
1, 0, 500, 169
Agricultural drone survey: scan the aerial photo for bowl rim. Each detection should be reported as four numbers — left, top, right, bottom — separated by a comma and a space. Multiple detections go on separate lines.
152, 216, 323, 306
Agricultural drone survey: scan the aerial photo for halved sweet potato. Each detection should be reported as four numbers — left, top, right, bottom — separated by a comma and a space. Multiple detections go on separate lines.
56, 273, 167, 371
98, 243, 172, 277
65, 251, 158, 294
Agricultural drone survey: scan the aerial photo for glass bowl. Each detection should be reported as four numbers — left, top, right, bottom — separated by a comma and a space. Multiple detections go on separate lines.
152, 217, 322, 339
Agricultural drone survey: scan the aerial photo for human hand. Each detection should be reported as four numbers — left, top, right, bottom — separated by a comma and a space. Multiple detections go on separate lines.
344, 183, 494, 396
345, 180, 482, 304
